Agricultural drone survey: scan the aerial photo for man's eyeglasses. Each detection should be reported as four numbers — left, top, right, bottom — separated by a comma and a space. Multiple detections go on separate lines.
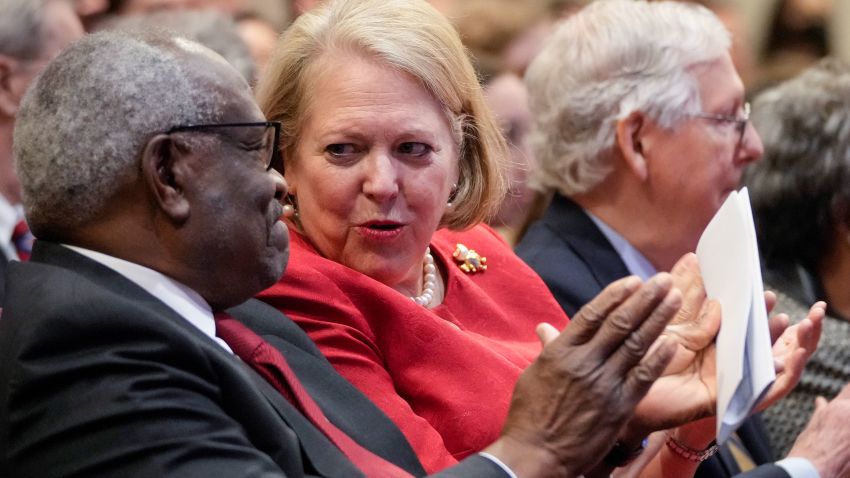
692, 102, 750, 150
166, 121, 282, 172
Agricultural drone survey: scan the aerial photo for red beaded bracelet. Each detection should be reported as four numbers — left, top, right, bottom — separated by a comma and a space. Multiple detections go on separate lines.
665, 433, 719, 462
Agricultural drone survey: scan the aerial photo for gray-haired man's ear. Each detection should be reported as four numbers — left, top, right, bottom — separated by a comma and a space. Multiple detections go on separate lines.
616, 110, 649, 182
140, 134, 191, 224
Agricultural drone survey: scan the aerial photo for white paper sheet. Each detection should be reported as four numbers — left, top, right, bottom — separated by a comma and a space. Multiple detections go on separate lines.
695, 188, 776, 444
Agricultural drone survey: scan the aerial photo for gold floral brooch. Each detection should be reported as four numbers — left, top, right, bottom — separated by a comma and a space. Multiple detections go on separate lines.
452, 243, 487, 273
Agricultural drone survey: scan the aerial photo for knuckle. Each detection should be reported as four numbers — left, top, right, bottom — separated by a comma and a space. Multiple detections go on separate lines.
619, 333, 648, 362
607, 309, 636, 335
576, 302, 605, 327
630, 362, 658, 386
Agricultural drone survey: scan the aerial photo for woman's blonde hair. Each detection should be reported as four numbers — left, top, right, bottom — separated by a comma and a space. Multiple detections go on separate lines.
255, 0, 508, 229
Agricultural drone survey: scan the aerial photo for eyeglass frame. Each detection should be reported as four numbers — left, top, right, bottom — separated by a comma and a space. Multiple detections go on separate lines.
691, 102, 750, 151
165, 121, 283, 172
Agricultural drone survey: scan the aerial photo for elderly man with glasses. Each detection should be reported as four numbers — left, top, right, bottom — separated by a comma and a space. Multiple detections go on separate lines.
517, 1, 849, 478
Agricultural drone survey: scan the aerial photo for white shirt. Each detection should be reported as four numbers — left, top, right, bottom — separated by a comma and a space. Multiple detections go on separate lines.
0, 196, 21, 261
583, 209, 819, 478
586, 211, 657, 280
64, 244, 232, 354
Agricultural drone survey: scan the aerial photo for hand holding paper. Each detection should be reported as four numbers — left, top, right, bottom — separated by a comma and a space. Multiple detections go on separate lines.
696, 188, 820, 443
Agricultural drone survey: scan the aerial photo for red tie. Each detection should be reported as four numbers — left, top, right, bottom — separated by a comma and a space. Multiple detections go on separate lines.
11, 219, 32, 261
214, 313, 414, 478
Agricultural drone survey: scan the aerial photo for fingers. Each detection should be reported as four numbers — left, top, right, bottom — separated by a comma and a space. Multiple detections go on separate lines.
589, 273, 678, 366
795, 319, 819, 356
814, 396, 829, 412
769, 313, 790, 344
607, 286, 682, 371
623, 335, 677, 398
669, 253, 699, 291
536, 323, 560, 347
764, 290, 777, 315
564, 276, 643, 346
671, 256, 705, 320
805, 302, 826, 343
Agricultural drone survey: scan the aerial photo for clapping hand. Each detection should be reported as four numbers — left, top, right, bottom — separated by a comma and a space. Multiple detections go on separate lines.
486, 275, 680, 477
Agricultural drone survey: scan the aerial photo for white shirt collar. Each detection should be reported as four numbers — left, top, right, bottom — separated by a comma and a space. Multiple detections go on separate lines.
63, 244, 232, 353
585, 211, 657, 280
0, 196, 21, 261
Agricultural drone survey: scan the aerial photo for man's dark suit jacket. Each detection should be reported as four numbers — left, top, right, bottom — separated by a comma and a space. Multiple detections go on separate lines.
516, 194, 790, 478
0, 241, 506, 477
0, 248, 9, 305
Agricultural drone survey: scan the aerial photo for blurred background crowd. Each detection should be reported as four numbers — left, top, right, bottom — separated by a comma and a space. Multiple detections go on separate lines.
63, 0, 847, 93
39, 0, 848, 245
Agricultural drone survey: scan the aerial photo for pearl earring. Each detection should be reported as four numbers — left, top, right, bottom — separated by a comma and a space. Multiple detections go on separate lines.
447, 183, 458, 208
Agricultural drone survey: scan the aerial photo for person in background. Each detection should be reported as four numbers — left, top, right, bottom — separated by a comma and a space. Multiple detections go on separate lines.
744, 57, 850, 457
236, 11, 280, 80
255, 0, 819, 477
0, 28, 685, 478
0, 0, 84, 303
483, 72, 538, 246
102, 8, 257, 82
515, 1, 840, 477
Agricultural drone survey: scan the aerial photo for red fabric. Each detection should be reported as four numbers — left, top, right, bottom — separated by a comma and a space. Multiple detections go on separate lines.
214, 313, 414, 478
12, 220, 31, 261
257, 224, 570, 473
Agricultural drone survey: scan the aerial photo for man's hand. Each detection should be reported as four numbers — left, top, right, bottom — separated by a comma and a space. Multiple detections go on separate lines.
485, 275, 680, 478
787, 382, 850, 478
631, 254, 824, 436
630, 254, 719, 432
756, 301, 824, 411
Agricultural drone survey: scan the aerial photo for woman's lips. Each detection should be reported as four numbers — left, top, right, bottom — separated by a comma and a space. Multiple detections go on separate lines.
356, 221, 406, 241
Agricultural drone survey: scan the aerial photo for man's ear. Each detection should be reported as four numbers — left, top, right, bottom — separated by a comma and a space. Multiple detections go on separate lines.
0, 54, 20, 117
140, 134, 191, 223
615, 110, 649, 182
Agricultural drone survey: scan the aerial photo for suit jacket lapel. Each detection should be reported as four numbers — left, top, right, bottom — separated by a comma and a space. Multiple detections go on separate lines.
542, 194, 632, 289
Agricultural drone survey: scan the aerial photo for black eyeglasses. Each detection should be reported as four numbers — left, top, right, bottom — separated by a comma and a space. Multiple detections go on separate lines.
166, 121, 282, 172
692, 102, 750, 150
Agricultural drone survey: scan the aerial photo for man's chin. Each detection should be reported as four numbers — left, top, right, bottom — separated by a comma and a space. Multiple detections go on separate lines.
256, 247, 289, 291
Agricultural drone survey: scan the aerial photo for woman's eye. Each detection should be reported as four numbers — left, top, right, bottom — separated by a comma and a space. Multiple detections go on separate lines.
326, 144, 357, 156
398, 142, 431, 156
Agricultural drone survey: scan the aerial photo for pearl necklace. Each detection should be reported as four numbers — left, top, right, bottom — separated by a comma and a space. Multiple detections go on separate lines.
411, 248, 437, 307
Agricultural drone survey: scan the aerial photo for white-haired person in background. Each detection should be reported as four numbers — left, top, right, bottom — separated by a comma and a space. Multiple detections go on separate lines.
516, 1, 845, 477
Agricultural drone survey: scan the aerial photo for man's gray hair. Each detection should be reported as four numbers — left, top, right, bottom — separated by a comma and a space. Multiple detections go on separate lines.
0, 0, 50, 59
525, 0, 730, 195
14, 30, 231, 238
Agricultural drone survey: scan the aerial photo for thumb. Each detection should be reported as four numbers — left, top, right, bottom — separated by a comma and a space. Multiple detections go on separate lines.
536, 323, 560, 346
